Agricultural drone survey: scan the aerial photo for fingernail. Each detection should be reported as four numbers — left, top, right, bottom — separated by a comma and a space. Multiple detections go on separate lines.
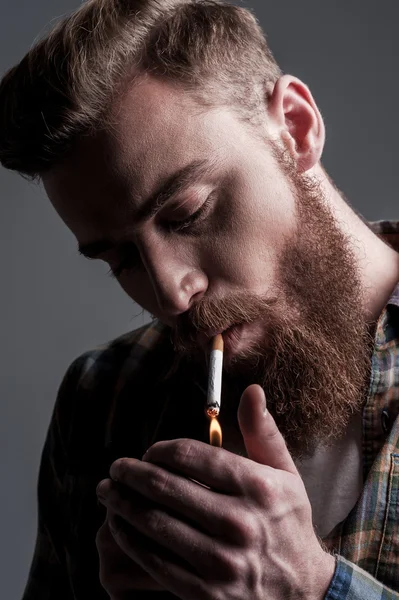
260, 388, 267, 415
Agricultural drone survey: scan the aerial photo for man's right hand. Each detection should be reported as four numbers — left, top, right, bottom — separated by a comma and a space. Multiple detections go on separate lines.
96, 509, 164, 598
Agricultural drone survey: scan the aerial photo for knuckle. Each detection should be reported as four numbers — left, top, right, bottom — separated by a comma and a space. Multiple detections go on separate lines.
247, 469, 278, 504
264, 420, 281, 441
207, 544, 246, 584
219, 511, 238, 534
170, 438, 196, 468
142, 508, 164, 533
233, 514, 259, 546
220, 512, 258, 546
221, 552, 247, 581
146, 469, 170, 497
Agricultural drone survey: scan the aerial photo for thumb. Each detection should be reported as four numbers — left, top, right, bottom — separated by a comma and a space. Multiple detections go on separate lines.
237, 384, 298, 474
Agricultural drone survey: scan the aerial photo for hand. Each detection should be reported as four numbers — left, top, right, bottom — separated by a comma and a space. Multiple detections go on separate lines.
96, 508, 164, 597
96, 384, 336, 600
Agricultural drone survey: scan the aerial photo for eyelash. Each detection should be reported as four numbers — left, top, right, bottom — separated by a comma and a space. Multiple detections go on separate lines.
167, 193, 214, 233
107, 193, 214, 279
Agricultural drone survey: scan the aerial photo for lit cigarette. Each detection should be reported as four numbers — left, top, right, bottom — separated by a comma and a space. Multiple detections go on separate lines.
206, 334, 224, 418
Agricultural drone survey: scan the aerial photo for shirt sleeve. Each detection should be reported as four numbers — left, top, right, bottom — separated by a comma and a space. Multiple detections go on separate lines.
21, 356, 88, 600
325, 555, 399, 600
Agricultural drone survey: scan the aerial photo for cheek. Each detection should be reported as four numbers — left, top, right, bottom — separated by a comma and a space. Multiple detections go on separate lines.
208, 236, 276, 287
200, 167, 297, 288
204, 203, 295, 290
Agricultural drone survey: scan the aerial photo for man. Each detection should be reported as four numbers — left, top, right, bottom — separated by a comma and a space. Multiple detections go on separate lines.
1, 0, 399, 598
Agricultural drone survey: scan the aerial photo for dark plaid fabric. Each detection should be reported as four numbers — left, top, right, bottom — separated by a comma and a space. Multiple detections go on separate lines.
22, 221, 399, 599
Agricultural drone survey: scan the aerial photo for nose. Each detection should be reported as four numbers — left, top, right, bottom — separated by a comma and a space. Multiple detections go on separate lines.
140, 238, 208, 317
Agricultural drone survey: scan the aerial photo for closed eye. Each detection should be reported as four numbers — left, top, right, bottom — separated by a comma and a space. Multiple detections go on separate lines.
166, 193, 214, 233
107, 192, 215, 279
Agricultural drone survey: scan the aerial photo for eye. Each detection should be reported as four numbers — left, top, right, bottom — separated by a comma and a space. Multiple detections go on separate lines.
107, 244, 140, 279
167, 193, 214, 233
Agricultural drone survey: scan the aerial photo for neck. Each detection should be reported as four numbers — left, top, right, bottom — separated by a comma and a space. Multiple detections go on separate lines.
314, 163, 399, 324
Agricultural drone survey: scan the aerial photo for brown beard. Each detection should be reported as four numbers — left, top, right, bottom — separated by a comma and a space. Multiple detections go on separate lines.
171, 145, 373, 459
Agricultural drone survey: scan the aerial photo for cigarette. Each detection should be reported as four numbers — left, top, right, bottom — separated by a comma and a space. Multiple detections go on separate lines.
206, 334, 224, 418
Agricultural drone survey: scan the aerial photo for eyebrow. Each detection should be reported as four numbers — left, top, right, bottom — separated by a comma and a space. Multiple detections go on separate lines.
78, 158, 218, 259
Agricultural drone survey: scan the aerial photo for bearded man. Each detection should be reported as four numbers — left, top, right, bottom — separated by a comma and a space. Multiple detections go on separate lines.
1, 1, 399, 599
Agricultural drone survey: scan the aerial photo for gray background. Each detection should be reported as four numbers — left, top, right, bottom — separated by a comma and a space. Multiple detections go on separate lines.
1, 1, 398, 598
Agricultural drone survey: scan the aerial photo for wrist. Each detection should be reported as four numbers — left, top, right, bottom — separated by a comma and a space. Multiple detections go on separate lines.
309, 551, 336, 600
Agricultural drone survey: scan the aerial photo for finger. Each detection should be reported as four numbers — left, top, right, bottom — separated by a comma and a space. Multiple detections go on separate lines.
112, 438, 250, 495
109, 515, 211, 600
238, 384, 298, 474
107, 505, 233, 584
97, 509, 164, 592
98, 472, 240, 541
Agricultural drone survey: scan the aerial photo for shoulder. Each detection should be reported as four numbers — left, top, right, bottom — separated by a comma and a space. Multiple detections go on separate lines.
61, 319, 171, 394
50, 320, 174, 461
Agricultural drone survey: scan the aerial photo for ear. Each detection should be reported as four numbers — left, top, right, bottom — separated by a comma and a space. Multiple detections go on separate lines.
267, 75, 325, 173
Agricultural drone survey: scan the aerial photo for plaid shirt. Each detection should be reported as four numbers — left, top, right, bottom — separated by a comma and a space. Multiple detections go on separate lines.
22, 221, 399, 600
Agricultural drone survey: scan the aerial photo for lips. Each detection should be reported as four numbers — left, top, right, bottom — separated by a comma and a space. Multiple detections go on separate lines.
221, 323, 244, 356
196, 324, 236, 348
195, 323, 245, 357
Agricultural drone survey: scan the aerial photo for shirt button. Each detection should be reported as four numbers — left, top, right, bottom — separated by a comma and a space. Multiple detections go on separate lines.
381, 409, 391, 434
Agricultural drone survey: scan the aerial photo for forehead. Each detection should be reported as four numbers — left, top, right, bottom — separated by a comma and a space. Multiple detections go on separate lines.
43, 76, 245, 236
104, 76, 214, 193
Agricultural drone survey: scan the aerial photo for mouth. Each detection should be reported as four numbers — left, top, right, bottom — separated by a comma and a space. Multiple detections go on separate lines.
196, 323, 244, 356
197, 323, 236, 342
220, 323, 245, 358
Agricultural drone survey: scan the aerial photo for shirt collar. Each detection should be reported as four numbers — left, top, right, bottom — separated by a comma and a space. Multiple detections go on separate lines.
369, 220, 399, 310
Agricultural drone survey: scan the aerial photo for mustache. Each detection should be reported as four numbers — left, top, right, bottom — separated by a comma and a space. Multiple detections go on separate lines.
172, 292, 279, 352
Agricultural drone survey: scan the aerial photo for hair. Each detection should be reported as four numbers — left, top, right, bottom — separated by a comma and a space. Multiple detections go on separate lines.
0, 0, 282, 181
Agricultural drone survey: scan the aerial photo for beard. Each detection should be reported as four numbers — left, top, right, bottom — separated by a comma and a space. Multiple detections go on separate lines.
171, 144, 373, 459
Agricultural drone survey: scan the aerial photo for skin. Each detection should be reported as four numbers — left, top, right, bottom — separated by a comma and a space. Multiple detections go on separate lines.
42, 73, 399, 598
97, 386, 335, 600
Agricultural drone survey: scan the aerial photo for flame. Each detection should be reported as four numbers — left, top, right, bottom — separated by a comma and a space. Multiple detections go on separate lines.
209, 417, 222, 447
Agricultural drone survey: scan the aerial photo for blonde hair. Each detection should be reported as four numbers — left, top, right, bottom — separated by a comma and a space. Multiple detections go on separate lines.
0, 0, 282, 180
